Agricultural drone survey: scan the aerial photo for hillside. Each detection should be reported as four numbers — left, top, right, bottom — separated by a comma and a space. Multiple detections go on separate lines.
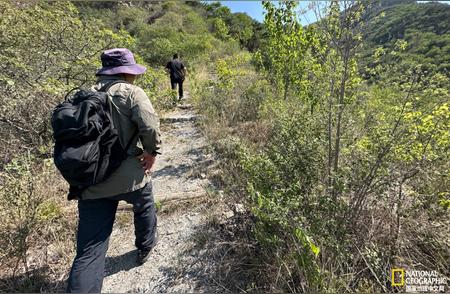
361, 0, 450, 75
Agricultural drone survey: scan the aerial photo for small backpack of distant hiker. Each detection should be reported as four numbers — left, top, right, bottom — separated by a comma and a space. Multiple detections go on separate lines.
51, 80, 137, 200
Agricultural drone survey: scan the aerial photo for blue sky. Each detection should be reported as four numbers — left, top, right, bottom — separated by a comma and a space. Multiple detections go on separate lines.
219, 1, 318, 25
219, 1, 449, 25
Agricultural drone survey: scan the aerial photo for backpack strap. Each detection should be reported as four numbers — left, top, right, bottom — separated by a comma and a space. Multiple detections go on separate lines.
99, 79, 128, 92
99, 80, 139, 153
64, 87, 80, 101
64, 80, 127, 101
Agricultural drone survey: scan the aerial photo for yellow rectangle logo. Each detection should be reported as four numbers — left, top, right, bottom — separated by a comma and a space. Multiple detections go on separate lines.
392, 269, 405, 286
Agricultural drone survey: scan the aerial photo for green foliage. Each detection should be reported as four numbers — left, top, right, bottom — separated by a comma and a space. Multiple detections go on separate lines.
115, 6, 150, 36
37, 200, 63, 222
1, 0, 448, 292
357, 53, 449, 216
0, 0, 255, 290
0, 155, 61, 272
361, 1, 450, 76
197, 1, 449, 292
194, 52, 266, 130
239, 103, 326, 290
0, 0, 135, 161
0, 154, 76, 291
212, 17, 230, 41
259, 1, 320, 102
228, 12, 254, 47
204, 1, 264, 51
131, 3, 216, 65
155, 200, 162, 211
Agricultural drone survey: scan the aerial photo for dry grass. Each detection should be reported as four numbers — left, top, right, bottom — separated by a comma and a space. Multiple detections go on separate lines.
156, 183, 271, 292
231, 120, 272, 147
0, 162, 77, 292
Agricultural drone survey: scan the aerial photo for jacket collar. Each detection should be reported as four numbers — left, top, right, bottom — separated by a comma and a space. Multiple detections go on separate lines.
94, 75, 123, 91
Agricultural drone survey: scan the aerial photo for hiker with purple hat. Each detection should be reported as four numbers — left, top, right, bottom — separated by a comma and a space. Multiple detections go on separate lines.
66, 48, 160, 293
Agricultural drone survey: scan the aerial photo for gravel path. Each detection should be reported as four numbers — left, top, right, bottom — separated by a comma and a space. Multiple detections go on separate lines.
101, 101, 223, 293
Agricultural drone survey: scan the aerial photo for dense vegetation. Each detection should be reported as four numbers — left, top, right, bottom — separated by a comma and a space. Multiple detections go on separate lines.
361, 0, 450, 77
196, 0, 449, 292
0, 0, 448, 292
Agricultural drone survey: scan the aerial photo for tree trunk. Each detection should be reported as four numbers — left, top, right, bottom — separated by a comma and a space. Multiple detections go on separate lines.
284, 75, 290, 100
327, 77, 335, 196
332, 52, 349, 199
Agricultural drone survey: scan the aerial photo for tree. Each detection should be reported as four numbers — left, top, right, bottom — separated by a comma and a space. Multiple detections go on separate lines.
212, 17, 230, 40
228, 12, 254, 48
0, 0, 134, 162
312, 1, 366, 198
259, 1, 318, 101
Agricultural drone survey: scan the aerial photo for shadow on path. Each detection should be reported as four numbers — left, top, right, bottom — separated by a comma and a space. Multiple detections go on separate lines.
152, 163, 192, 178
105, 250, 139, 277
0, 266, 66, 293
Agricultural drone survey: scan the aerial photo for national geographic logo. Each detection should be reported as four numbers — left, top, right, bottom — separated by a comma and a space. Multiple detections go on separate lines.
392, 269, 405, 287
391, 268, 448, 293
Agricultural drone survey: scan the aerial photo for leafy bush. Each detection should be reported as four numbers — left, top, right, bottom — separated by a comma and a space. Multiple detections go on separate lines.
134, 3, 216, 66
0, 0, 135, 163
0, 154, 76, 291
194, 52, 266, 131
239, 106, 325, 290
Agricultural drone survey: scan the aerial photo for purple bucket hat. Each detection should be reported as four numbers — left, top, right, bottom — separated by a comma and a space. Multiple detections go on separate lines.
96, 48, 146, 76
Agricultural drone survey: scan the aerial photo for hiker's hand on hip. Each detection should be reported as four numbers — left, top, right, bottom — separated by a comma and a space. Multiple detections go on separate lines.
137, 151, 156, 172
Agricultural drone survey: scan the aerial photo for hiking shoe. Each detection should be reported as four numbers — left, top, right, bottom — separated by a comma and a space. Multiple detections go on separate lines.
137, 248, 152, 265
137, 231, 158, 265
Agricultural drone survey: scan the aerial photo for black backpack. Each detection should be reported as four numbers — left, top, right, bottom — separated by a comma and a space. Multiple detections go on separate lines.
51, 80, 137, 200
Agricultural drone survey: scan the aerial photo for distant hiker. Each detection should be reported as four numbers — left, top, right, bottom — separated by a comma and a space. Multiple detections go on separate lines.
64, 48, 161, 293
165, 53, 186, 100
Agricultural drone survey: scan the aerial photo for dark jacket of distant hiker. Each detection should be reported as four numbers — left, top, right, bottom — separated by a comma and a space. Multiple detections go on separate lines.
166, 57, 186, 99
166, 58, 186, 82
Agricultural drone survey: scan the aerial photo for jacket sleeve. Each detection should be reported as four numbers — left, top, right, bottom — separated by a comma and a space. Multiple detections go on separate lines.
130, 87, 161, 154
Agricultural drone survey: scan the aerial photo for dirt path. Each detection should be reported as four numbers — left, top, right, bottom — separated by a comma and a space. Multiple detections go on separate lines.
101, 98, 225, 293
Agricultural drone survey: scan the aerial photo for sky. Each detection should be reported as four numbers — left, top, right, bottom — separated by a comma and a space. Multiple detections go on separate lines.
219, 1, 449, 25
219, 1, 319, 25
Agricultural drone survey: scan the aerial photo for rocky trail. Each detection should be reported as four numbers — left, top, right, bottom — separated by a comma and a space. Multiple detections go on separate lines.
101, 97, 229, 293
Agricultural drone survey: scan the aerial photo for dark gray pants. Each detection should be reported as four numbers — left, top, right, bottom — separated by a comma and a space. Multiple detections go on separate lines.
170, 78, 184, 99
66, 182, 157, 293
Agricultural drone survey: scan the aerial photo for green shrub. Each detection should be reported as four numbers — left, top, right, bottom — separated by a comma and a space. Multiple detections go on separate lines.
0, 0, 135, 162
239, 105, 326, 290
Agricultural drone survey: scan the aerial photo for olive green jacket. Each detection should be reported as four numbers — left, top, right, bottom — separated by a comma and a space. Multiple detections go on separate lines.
82, 75, 161, 199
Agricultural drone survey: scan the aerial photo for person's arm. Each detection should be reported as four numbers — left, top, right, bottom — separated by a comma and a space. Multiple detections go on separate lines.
130, 87, 161, 170
181, 63, 187, 76
165, 62, 171, 74
137, 151, 156, 172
